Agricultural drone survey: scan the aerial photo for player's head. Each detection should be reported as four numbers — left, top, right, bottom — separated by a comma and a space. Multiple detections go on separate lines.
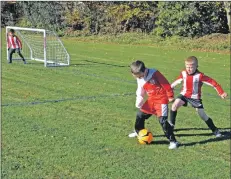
130, 60, 146, 79
9, 29, 15, 36
185, 56, 198, 75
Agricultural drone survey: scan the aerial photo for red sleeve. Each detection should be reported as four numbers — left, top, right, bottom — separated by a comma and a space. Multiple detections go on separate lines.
16, 36, 22, 48
154, 71, 174, 99
201, 74, 225, 95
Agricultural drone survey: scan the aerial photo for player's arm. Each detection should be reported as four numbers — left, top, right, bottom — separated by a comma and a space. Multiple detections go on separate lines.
16, 36, 22, 49
201, 74, 228, 99
155, 71, 174, 102
135, 80, 145, 108
171, 72, 183, 89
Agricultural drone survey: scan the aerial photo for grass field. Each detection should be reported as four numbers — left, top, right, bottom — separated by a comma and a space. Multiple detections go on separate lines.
1, 34, 230, 179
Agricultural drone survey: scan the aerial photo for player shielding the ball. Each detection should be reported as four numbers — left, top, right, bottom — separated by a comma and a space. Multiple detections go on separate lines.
129, 60, 179, 149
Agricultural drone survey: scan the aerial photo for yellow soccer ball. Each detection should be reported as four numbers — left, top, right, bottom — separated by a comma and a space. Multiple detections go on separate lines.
137, 129, 153, 144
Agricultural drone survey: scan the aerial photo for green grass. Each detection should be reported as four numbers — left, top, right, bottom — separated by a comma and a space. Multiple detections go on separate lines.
61, 32, 230, 53
1, 33, 230, 179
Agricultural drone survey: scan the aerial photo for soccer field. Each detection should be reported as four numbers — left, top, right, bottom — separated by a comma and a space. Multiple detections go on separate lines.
1, 35, 230, 179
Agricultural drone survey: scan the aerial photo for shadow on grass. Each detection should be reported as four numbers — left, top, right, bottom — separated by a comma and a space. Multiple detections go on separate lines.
150, 127, 231, 147
181, 133, 230, 147
6, 60, 40, 65
70, 60, 128, 68
70, 63, 96, 66
176, 127, 231, 147
149, 140, 169, 145
174, 127, 231, 132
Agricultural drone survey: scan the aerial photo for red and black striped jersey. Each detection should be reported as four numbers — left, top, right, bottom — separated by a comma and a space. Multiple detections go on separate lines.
171, 70, 225, 99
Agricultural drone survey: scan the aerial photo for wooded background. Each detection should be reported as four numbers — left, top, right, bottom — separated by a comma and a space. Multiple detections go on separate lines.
1, 1, 230, 37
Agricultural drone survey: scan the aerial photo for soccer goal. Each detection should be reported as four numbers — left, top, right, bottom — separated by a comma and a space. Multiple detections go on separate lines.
6, 26, 70, 67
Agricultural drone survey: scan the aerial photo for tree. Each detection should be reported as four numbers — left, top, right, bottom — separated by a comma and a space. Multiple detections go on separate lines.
155, 2, 229, 37
1, 1, 22, 27
107, 2, 157, 33
1, 1, 229, 36
19, 1, 66, 31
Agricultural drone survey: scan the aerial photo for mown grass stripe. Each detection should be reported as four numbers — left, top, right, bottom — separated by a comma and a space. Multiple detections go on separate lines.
1, 93, 134, 107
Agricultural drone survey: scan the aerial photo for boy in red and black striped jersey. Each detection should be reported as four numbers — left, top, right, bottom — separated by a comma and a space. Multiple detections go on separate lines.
170, 56, 228, 137
7, 29, 26, 64
129, 60, 179, 149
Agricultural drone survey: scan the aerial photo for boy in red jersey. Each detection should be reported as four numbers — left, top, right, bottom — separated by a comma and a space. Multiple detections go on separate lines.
7, 29, 26, 64
129, 60, 179, 149
170, 56, 228, 137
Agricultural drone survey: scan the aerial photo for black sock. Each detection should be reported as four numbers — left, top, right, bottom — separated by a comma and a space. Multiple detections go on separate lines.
205, 118, 217, 132
135, 111, 151, 133
170, 110, 177, 126
159, 117, 176, 142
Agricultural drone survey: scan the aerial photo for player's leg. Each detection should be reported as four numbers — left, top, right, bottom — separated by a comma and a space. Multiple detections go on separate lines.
169, 96, 186, 127
196, 108, 222, 137
159, 116, 177, 141
16, 49, 26, 64
128, 110, 152, 137
8, 48, 15, 63
156, 104, 179, 149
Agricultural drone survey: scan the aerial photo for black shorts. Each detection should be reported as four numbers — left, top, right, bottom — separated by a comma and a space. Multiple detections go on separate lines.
9, 48, 21, 54
177, 94, 204, 108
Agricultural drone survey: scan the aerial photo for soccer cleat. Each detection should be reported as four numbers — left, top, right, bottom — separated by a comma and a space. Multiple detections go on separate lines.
128, 131, 138, 138
214, 129, 222, 138
23, 61, 27, 64
168, 141, 179, 149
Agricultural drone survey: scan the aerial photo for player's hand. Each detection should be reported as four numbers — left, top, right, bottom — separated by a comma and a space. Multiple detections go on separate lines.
168, 97, 175, 103
220, 92, 228, 99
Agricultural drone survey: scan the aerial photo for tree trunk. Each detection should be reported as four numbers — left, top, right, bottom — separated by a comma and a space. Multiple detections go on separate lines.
224, 2, 231, 32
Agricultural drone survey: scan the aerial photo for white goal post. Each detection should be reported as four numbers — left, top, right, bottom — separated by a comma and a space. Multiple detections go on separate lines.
6, 26, 70, 67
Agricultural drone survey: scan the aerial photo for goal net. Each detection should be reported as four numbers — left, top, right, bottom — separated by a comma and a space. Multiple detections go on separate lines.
6, 26, 70, 67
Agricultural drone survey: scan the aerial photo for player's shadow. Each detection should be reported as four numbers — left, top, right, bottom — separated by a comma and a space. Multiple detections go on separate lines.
181, 134, 230, 147
149, 140, 169, 145
174, 127, 231, 132
151, 127, 231, 147
175, 127, 231, 147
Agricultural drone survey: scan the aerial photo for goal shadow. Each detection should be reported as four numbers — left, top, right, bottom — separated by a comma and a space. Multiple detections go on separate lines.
70, 59, 128, 68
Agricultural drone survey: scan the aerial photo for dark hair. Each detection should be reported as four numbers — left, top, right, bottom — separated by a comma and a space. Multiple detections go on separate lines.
130, 60, 146, 74
9, 29, 15, 33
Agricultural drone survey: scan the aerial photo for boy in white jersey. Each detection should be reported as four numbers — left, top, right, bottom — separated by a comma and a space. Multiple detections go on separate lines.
170, 56, 228, 137
129, 60, 179, 149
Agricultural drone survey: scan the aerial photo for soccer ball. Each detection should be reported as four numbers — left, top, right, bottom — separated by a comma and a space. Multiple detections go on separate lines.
137, 129, 153, 144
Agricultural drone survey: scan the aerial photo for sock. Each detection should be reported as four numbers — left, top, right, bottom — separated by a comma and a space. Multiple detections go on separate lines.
159, 117, 176, 142
205, 118, 217, 132
170, 110, 177, 126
